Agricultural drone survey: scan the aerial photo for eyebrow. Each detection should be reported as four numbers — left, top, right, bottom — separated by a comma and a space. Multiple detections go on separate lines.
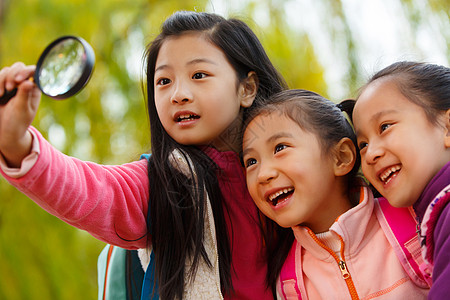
155, 58, 218, 73
372, 109, 398, 120
268, 132, 294, 143
242, 131, 294, 157
355, 109, 398, 135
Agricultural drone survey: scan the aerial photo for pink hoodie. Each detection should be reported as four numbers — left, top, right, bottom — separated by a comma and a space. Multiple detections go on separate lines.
277, 187, 429, 299
0, 127, 149, 248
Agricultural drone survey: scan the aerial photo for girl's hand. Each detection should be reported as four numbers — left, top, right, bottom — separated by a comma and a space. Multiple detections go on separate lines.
0, 62, 41, 168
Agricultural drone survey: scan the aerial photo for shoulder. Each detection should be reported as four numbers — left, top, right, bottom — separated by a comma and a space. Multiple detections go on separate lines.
421, 186, 450, 269
424, 185, 450, 245
429, 200, 450, 298
433, 199, 450, 248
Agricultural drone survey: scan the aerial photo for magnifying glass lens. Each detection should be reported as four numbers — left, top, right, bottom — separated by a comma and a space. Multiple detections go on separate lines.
38, 39, 86, 97
0, 35, 94, 105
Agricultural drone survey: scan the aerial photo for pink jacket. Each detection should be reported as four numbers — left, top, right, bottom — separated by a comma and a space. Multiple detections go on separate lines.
277, 187, 429, 299
0, 127, 271, 299
0, 127, 149, 248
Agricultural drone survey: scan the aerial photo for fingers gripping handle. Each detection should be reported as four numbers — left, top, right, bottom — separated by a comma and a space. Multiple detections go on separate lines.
0, 88, 18, 105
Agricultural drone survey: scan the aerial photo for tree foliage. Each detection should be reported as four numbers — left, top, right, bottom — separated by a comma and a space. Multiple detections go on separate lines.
0, 0, 448, 299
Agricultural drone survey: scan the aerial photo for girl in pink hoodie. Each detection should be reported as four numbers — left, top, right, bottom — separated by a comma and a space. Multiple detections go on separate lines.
242, 89, 429, 299
0, 11, 287, 300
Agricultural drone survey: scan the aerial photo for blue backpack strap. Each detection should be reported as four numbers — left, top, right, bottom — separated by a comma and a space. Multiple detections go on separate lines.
375, 197, 432, 287
126, 250, 145, 300
139, 153, 159, 300
279, 242, 302, 299
140, 251, 159, 300
140, 153, 151, 160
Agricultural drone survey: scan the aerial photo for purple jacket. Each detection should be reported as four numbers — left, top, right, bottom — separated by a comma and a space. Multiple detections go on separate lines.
413, 162, 450, 300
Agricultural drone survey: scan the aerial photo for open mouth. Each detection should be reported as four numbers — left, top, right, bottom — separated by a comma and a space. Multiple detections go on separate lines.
176, 114, 200, 122
267, 188, 294, 206
379, 165, 401, 185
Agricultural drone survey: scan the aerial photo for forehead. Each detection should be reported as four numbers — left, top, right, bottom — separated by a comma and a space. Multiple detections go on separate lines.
354, 80, 404, 121
353, 78, 433, 133
243, 112, 295, 145
156, 32, 227, 67
356, 78, 417, 108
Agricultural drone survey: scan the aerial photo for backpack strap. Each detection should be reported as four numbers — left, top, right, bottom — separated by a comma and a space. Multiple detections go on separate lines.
126, 250, 145, 300
375, 197, 432, 287
140, 250, 159, 300
138, 153, 159, 300
98, 244, 114, 300
279, 242, 302, 299
98, 245, 128, 300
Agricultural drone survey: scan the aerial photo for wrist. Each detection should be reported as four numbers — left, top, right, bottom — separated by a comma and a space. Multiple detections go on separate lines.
0, 130, 33, 168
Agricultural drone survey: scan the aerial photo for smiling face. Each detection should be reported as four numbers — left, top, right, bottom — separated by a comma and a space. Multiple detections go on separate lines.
154, 32, 255, 151
243, 112, 352, 232
353, 78, 450, 207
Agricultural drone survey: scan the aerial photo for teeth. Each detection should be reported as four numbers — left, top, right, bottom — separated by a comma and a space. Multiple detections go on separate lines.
178, 114, 197, 121
268, 188, 294, 201
379, 165, 401, 183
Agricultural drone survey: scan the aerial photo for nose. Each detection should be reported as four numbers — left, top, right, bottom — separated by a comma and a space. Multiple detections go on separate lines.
171, 80, 193, 104
364, 141, 384, 165
257, 161, 278, 184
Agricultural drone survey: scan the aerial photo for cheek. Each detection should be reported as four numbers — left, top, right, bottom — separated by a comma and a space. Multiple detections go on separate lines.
361, 163, 377, 183
246, 174, 265, 205
251, 196, 270, 217
154, 88, 168, 109
154, 99, 168, 123
246, 176, 257, 198
360, 161, 368, 173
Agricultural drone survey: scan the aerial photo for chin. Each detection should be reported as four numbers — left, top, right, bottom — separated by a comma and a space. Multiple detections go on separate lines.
276, 220, 296, 228
385, 197, 408, 208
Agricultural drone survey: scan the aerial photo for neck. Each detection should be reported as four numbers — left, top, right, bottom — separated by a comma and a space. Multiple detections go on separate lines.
210, 112, 244, 153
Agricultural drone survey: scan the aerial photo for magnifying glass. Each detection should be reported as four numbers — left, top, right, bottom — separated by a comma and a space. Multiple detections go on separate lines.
0, 35, 95, 105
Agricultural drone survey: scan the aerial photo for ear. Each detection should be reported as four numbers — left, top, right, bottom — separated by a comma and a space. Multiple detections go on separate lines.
333, 137, 357, 177
444, 109, 450, 148
239, 71, 258, 108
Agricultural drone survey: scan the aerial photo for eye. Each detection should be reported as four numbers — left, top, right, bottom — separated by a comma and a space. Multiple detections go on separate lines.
245, 158, 257, 168
156, 78, 171, 86
274, 143, 287, 154
192, 72, 207, 80
380, 123, 392, 133
358, 141, 368, 151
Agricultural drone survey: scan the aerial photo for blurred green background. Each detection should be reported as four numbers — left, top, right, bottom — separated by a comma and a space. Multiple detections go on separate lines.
0, 0, 448, 299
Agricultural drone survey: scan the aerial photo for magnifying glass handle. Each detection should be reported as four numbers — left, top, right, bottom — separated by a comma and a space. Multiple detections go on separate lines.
0, 88, 18, 105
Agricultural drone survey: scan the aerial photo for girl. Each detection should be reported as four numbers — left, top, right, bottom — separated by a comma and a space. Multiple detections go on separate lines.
242, 89, 429, 299
352, 61, 450, 299
0, 11, 287, 300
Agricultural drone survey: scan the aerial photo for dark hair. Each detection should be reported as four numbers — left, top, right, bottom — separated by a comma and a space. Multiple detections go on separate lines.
143, 11, 287, 300
358, 61, 450, 125
243, 89, 361, 294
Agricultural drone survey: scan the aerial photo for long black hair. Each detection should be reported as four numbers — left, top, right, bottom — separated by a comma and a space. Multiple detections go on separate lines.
144, 11, 287, 300
243, 89, 361, 295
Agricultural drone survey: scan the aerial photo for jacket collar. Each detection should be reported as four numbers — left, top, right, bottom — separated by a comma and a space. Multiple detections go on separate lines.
414, 162, 450, 222
292, 186, 374, 260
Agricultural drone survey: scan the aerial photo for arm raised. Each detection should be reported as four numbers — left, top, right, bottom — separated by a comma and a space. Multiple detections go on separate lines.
0, 62, 41, 168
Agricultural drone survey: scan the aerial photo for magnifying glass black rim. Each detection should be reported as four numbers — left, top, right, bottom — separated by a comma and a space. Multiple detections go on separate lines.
34, 35, 95, 100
